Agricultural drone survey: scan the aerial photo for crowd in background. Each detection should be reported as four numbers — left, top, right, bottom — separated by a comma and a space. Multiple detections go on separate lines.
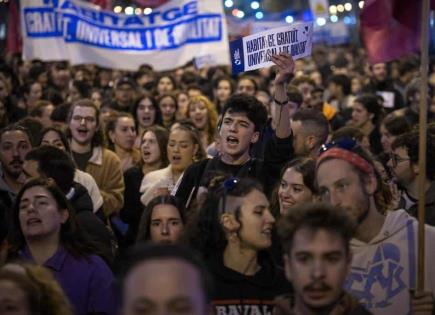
1, 44, 435, 315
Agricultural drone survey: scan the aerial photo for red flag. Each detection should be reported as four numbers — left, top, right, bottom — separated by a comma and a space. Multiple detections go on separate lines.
360, 0, 422, 64
89, 0, 112, 10
6, 0, 22, 54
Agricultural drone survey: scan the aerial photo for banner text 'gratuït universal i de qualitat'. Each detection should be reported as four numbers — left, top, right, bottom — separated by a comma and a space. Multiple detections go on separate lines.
21, 0, 230, 71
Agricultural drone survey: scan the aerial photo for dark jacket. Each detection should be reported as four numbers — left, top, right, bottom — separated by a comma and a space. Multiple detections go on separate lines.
69, 182, 116, 264
398, 181, 435, 227
208, 252, 292, 315
120, 166, 144, 248
362, 79, 404, 112
175, 135, 293, 209
0, 175, 16, 212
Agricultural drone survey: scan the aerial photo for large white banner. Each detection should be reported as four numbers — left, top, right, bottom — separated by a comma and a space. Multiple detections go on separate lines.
21, 0, 230, 71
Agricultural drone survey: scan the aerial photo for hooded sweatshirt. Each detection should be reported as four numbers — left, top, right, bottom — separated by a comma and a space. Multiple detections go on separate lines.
344, 210, 435, 315
208, 252, 292, 315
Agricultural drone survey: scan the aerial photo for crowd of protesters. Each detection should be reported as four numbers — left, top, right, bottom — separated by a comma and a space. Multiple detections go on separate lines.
1, 44, 435, 315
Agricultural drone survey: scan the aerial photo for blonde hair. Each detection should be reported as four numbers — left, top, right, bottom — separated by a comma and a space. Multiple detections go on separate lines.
187, 95, 218, 146
0, 264, 73, 315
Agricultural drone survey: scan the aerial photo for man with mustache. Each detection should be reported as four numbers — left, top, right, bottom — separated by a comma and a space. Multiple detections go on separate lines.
315, 138, 435, 315
0, 124, 32, 210
277, 202, 371, 315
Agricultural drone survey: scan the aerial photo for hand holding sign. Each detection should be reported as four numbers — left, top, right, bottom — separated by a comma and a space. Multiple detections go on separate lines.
272, 53, 295, 85
230, 22, 312, 75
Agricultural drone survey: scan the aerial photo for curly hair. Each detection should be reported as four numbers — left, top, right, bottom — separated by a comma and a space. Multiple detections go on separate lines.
0, 264, 73, 315
392, 130, 435, 180
316, 139, 392, 214
187, 176, 263, 258
278, 202, 355, 256
221, 94, 268, 132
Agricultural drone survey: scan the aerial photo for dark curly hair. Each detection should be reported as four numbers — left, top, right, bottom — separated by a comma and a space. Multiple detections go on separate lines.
279, 202, 355, 256
220, 94, 268, 132
188, 176, 263, 258
392, 130, 435, 180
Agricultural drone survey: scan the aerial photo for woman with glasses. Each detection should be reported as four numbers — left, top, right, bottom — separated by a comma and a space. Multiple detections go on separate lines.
140, 123, 206, 206
8, 178, 117, 315
121, 126, 169, 248
189, 177, 291, 315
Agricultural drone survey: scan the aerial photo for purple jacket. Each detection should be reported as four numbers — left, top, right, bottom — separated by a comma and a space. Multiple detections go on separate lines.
21, 247, 118, 315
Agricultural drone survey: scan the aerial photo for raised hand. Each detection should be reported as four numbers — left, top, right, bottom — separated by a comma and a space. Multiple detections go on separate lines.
272, 53, 295, 85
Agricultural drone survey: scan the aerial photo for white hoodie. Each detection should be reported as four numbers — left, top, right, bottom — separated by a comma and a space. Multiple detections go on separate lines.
345, 209, 435, 315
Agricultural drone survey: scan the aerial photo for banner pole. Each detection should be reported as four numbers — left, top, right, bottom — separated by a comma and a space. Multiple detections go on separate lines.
417, 0, 430, 292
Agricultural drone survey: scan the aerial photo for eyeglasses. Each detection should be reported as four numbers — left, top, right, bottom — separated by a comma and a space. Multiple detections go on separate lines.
389, 153, 410, 167
72, 115, 96, 124
220, 177, 239, 214
318, 137, 358, 155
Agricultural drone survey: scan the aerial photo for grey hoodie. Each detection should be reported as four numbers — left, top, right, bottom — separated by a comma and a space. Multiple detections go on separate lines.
344, 210, 435, 315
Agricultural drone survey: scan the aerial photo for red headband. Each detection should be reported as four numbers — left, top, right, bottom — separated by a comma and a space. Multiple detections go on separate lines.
317, 148, 374, 174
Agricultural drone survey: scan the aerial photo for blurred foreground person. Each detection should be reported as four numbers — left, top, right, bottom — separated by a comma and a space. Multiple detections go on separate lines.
0, 263, 73, 315
276, 202, 371, 315
119, 243, 210, 315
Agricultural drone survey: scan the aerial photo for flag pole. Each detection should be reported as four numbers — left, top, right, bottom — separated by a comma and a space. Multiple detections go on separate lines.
417, 0, 430, 292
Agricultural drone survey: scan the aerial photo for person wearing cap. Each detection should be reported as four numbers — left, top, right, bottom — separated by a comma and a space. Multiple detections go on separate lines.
110, 76, 136, 112
316, 137, 435, 315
